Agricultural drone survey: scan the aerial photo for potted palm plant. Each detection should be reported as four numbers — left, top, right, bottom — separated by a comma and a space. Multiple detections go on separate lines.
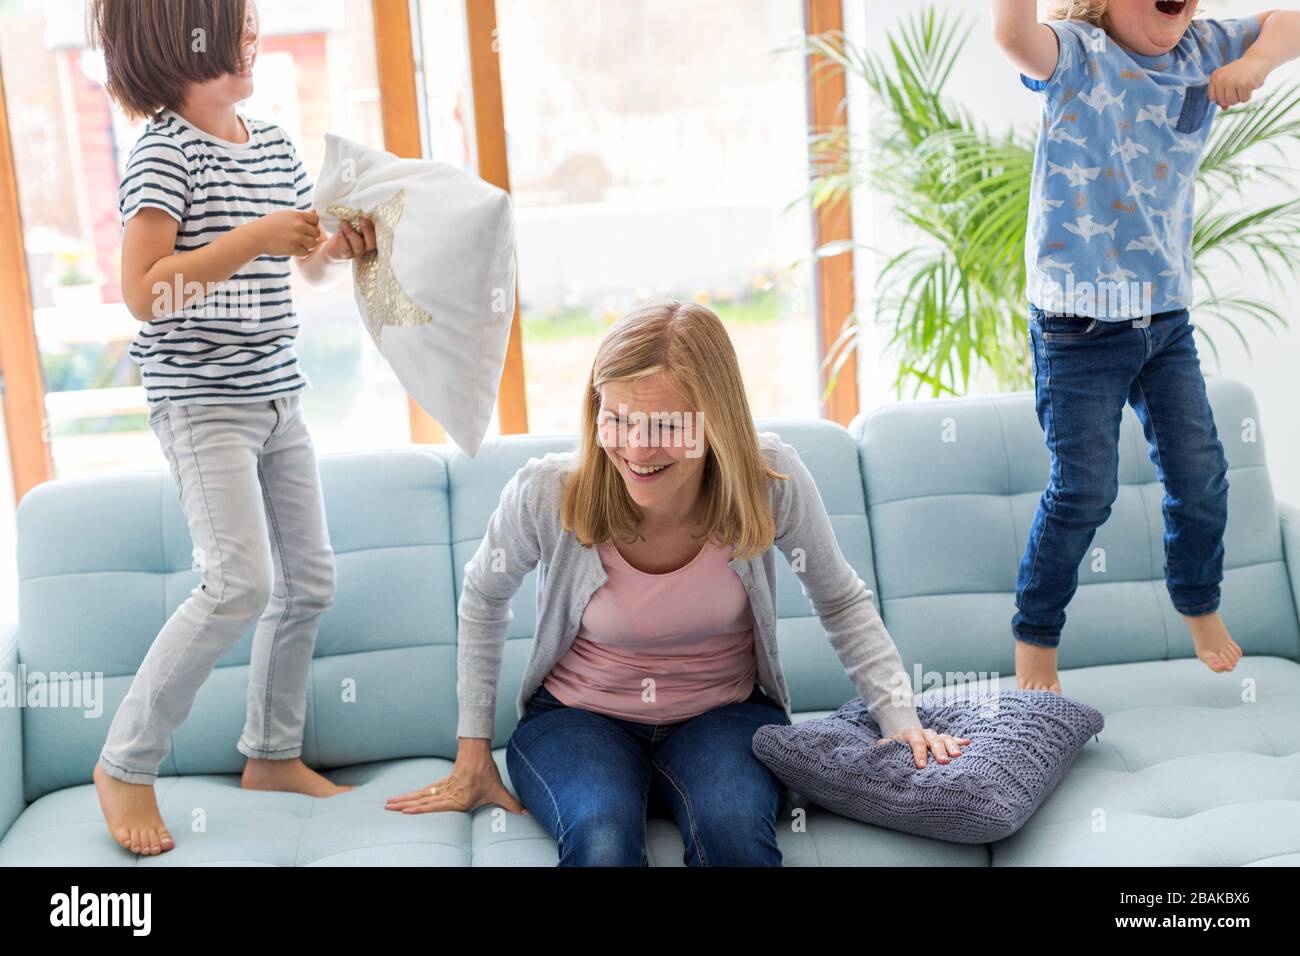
805, 4, 1300, 399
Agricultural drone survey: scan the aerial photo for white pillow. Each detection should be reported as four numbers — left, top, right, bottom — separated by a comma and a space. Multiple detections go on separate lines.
313, 133, 516, 457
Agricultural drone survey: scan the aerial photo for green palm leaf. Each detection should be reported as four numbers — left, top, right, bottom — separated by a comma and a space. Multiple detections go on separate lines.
801, 5, 1300, 397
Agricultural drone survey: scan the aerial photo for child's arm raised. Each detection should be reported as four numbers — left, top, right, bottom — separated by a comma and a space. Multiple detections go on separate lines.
1209, 11, 1300, 109
991, 0, 1059, 82
120, 208, 321, 323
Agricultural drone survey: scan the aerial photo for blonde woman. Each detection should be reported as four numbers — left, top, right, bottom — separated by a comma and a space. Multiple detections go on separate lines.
386, 301, 969, 866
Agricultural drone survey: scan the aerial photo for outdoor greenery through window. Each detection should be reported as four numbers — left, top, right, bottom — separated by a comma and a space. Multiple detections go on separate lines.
488, 0, 821, 434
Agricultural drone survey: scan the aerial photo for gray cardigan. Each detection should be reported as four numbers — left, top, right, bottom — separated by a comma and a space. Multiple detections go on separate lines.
455, 431, 922, 740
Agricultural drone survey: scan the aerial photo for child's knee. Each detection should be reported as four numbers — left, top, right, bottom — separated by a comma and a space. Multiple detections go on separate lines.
1165, 439, 1230, 508
297, 550, 336, 615
1048, 477, 1119, 523
202, 556, 274, 621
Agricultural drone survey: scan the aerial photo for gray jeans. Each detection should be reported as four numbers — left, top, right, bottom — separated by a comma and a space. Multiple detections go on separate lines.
99, 395, 335, 784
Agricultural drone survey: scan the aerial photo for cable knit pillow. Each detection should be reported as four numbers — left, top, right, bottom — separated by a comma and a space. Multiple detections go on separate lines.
751, 687, 1104, 844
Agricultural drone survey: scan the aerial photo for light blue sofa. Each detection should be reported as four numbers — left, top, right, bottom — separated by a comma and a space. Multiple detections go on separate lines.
1, 379, 1297, 866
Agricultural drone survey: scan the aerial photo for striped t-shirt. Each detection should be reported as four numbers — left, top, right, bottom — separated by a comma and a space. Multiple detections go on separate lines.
118, 108, 313, 406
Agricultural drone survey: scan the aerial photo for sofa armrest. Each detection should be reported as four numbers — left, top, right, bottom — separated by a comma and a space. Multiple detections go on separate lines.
0, 618, 22, 843
1281, 503, 1300, 630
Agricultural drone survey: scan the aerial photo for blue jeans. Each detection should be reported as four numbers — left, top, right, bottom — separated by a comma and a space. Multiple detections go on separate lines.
505, 681, 791, 866
1013, 306, 1229, 648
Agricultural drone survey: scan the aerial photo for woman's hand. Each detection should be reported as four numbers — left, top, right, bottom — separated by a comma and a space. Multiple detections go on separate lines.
385, 738, 529, 815
877, 726, 972, 769
321, 217, 377, 262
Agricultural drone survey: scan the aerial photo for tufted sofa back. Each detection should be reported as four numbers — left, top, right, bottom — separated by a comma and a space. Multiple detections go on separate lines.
13, 381, 1297, 801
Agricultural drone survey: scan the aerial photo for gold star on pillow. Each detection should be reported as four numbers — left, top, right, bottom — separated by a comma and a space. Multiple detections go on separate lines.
327, 188, 432, 342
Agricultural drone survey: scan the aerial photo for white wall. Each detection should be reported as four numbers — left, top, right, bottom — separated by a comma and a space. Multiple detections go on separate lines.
850, 0, 1300, 503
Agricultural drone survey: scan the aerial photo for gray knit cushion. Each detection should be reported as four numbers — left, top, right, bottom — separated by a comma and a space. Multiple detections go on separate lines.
751, 688, 1104, 844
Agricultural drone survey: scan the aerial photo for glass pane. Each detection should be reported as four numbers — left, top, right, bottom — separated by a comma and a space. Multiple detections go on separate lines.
488, 0, 819, 434
0, 0, 409, 478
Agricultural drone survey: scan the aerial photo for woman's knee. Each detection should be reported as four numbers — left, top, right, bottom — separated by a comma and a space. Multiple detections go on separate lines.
507, 738, 646, 866
558, 807, 646, 866
687, 797, 782, 866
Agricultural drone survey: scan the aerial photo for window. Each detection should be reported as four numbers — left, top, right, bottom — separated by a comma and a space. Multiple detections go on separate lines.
0, 0, 406, 478
484, 0, 820, 434
2, 0, 855, 500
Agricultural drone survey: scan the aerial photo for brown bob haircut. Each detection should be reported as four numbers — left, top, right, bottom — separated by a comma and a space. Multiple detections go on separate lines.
88, 0, 251, 120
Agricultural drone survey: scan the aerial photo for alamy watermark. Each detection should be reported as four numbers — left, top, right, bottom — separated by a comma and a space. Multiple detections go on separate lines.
1039, 272, 1156, 322
151, 276, 265, 329
0, 665, 103, 718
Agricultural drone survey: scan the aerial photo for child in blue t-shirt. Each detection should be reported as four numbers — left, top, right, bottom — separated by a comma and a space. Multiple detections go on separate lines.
991, 1, 1300, 692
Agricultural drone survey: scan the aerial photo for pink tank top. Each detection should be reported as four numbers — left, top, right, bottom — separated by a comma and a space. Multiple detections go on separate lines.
542, 537, 758, 724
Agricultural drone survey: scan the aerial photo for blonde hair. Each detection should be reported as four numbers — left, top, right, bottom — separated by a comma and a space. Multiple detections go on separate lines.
559, 300, 787, 561
1043, 0, 1111, 28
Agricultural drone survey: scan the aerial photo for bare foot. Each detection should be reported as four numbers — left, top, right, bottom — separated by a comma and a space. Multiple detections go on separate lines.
93, 762, 175, 855
1015, 640, 1062, 693
1184, 611, 1243, 673
240, 757, 353, 797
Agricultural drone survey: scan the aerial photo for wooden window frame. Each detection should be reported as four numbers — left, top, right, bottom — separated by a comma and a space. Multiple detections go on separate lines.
0, 63, 54, 505
463, 0, 527, 434
804, 0, 859, 426
373, 0, 528, 436
372, 0, 447, 444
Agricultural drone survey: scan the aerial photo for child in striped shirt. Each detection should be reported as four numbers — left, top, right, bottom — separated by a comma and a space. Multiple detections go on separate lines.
89, 0, 377, 855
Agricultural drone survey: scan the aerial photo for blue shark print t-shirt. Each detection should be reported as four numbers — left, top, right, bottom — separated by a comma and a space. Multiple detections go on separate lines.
1021, 17, 1259, 319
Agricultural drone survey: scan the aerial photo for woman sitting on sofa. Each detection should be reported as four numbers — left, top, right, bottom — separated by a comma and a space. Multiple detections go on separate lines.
385, 300, 969, 866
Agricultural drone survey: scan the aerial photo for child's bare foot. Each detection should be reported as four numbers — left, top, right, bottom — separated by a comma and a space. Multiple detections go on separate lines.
1015, 640, 1062, 693
93, 762, 175, 855
240, 757, 353, 797
1184, 611, 1243, 673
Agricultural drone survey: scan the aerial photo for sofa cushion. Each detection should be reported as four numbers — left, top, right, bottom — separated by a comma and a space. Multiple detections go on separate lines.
0, 732, 987, 867
753, 688, 1103, 844
0, 758, 473, 866
992, 655, 1300, 866
9, 656, 1294, 865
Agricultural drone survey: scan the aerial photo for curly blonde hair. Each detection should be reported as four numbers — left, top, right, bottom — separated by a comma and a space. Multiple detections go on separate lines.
1042, 0, 1111, 27
1044, 0, 1213, 29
